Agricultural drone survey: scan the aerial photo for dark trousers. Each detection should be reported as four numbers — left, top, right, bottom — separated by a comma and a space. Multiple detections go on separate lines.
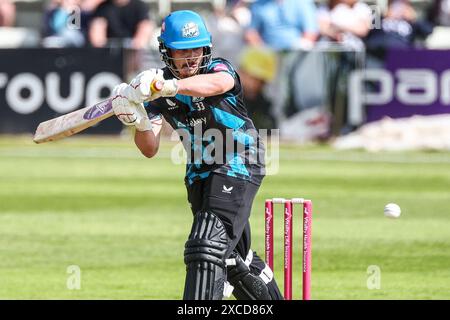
186, 173, 268, 276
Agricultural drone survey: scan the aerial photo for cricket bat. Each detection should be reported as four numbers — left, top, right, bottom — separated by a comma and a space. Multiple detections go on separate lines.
33, 81, 163, 144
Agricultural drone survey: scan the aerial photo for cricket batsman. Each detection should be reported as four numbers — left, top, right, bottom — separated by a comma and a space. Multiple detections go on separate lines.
111, 10, 282, 300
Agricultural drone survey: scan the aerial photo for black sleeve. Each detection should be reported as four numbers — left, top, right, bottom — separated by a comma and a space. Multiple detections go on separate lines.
92, 2, 109, 19
412, 20, 434, 39
144, 101, 163, 120
133, 0, 150, 23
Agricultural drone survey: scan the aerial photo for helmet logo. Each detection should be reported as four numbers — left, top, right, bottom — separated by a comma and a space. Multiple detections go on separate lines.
182, 22, 199, 38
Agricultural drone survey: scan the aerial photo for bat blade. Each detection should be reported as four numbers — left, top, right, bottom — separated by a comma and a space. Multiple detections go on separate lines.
33, 98, 114, 144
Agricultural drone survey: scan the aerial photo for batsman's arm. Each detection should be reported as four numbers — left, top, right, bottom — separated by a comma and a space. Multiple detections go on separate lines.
134, 118, 163, 158
176, 72, 235, 97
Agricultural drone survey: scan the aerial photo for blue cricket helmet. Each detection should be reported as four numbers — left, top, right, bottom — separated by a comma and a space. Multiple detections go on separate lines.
159, 10, 212, 49
158, 10, 213, 77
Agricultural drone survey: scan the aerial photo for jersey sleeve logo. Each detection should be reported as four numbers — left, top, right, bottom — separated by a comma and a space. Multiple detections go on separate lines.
213, 63, 230, 72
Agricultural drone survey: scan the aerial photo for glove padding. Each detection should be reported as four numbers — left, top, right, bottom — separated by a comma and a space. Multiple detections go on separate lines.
116, 69, 163, 103
115, 68, 178, 103
112, 83, 153, 132
150, 72, 179, 100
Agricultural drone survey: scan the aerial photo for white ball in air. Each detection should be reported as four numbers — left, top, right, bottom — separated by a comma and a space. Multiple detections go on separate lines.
384, 203, 401, 219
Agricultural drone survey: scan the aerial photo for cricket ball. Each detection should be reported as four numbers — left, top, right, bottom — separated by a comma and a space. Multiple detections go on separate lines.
384, 203, 401, 219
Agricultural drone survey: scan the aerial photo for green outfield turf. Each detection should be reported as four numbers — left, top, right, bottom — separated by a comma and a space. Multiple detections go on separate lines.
0, 135, 449, 299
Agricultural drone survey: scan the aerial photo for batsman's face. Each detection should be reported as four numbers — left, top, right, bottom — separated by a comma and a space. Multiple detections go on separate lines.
171, 47, 204, 78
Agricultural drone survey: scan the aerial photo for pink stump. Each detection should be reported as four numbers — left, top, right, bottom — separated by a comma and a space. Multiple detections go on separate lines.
302, 200, 312, 300
284, 200, 293, 300
264, 200, 274, 271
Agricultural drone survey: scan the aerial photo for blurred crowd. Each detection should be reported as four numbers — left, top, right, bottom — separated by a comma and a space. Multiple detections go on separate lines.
0, 0, 15, 27
0, 0, 448, 50
41, 0, 156, 49
236, 0, 445, 53
1, 0, 450, 131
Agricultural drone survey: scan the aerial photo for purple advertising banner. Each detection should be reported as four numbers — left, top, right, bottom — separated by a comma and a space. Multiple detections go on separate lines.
366, 49, 450, 122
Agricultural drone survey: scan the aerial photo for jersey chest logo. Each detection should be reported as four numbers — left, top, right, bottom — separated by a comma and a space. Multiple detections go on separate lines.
192, 97, 205, 103
166, 99, 179, 111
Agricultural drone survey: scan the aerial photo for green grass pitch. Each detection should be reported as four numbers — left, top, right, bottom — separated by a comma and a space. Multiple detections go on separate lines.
0, 135, 449, 299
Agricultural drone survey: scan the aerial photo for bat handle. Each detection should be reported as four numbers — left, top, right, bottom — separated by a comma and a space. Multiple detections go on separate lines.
151, 80, 163, 93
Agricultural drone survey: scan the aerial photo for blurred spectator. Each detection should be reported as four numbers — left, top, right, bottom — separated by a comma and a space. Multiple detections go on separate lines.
207, 0, 248, 65
318, 0, 372, 51
89, 0, 154, 49
238, 47, 277, 130
428, 0, 450, 26
42, 0, 99, 48
227, 0, 251, 28
0, 0, 15, 27
245, 0, 319, 51
426, 0, 450, 49
365, 0, 433, 57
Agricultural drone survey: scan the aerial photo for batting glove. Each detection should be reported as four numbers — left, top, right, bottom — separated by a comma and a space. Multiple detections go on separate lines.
115, 69, 162, 103
112, 83, 153, 132
147, 70, 179, 101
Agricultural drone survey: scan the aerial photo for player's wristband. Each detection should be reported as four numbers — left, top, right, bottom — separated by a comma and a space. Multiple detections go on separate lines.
161, 79, 179, 97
